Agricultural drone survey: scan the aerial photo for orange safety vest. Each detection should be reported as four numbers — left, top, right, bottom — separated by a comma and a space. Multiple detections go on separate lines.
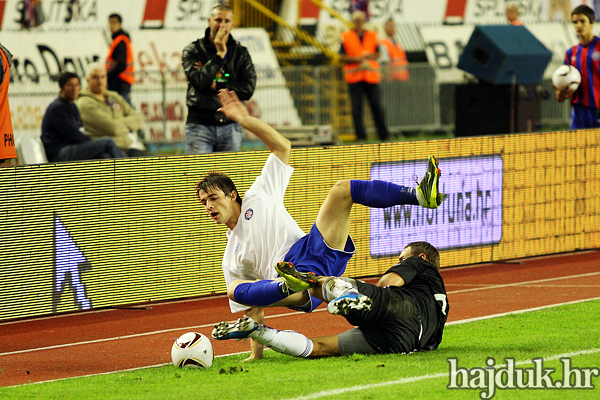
342, 30, 381, 84
0, 47, 16, 161
106, 34, 135, 85
380, 37, 409, 81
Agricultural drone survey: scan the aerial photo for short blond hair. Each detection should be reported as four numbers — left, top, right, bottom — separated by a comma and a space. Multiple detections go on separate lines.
85, 62, 106, 79
351, 11, 367, 23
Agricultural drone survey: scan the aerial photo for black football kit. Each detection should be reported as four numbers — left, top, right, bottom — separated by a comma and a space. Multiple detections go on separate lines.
345, 256, 449, 354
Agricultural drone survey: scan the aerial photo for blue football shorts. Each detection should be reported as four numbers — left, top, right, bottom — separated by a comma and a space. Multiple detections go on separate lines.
283, 223, 355, 311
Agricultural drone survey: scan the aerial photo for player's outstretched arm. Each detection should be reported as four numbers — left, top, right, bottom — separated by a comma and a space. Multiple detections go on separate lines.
376, 272, 405, 287
218, 89, 291, 165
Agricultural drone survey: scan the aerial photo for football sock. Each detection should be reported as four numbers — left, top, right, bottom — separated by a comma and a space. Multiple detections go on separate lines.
415, 190, 426, 207
233, 281, 288, 307
322, 277, 358, 302
350, 180, 418, 208
250, 326, 313, 358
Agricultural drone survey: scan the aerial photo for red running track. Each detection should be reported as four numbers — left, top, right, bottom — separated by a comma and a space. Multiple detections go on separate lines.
1, 250, 599, 387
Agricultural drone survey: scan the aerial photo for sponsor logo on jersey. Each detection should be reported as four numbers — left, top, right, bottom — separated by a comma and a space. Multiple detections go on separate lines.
244, 208, 254, 220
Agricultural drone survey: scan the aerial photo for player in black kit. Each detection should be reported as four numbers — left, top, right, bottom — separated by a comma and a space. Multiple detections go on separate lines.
212, 241, 449, 358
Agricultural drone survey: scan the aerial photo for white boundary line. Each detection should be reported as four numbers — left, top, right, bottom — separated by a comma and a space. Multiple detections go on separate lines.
3, 250, 597, 327
22, 350, 252, 386
282, 348, 600, 400
447, 271, 600, 294
0, 309, 310, 356
2, 272, 600, 357
447, 282, 600, 287
436, 250, 600, 272
446, 296, 600, 326
4, 296, 600, 389
0, 294, 231, 326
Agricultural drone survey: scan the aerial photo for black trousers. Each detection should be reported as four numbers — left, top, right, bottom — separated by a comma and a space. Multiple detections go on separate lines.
348, 82, 390, 141
56, 138, 125, 161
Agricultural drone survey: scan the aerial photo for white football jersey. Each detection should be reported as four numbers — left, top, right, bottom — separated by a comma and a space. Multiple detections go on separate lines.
222, 154, 306, 312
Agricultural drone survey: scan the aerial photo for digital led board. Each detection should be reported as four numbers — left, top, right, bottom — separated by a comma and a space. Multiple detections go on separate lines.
369, 155, 503, 256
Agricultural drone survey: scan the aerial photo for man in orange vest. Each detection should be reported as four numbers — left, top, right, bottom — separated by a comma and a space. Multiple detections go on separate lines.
106, 13, 135, 105
379, 19, 409, 82
340, 11, 390, 142
0, 43, 16, 165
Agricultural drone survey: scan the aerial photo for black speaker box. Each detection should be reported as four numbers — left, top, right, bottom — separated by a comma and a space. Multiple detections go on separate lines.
454, 83, 542, 136
457, 25, 552, 85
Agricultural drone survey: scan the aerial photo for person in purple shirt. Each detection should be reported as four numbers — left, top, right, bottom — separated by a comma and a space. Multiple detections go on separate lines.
41, 72, 124, 162
555, 5, 600, 129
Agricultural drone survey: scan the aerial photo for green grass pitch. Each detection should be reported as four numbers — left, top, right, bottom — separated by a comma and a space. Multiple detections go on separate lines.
2, 299, 599, 400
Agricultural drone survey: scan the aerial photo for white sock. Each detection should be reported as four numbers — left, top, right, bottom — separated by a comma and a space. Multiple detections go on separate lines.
322, 277, 357, 302
415, 188, 426, 206
250, 326, 313, 358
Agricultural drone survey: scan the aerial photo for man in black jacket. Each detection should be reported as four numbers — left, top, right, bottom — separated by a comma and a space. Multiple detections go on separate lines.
182, 4, 257, 154
41, 72, 124, 162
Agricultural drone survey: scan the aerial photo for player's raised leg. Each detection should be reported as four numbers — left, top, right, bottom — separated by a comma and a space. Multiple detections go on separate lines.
213, 315, 320, 357
212, 315, 340, 358
275, 265, 372, 315
316, 155, 444, 251
322, 277, 372, 315
416, 155, 445, 209
275, 261, 319, 292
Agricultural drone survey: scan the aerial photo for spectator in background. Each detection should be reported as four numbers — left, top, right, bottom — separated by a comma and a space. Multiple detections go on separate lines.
379, 19, 409, 82
340, 11, 390, 142
76, 62, 145, 157
350, 0, 370, 20
378, 19, 408, 134
0, 43, 16, 165
41, 72, 124, 162
555, 5, 600, 129
182, 4, 257, 154
549, 0, 572, 22
106, 13, 135, 105
506, 5, 523, 25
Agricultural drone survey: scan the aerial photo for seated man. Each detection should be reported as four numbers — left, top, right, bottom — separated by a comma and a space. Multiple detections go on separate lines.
76, 62, 145, 157
41, 71, 124, 162
213, 241, 449, 358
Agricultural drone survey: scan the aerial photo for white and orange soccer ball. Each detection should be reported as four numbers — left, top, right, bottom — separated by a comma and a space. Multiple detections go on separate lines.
552, 65, 581, 91
171, 332, 214, 368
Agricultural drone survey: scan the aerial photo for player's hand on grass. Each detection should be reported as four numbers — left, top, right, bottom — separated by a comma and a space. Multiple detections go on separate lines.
242, 352, 263, 362
218, 89, 249, 122
243, 337, 264, 362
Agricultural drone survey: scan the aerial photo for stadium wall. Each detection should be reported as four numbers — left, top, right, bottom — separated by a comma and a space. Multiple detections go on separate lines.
1, 129, 599, 321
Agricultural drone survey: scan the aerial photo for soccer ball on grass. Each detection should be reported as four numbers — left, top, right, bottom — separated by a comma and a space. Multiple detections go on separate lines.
171, 332, 214, 368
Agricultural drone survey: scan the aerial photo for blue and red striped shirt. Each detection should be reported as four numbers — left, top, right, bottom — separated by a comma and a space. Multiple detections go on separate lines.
565, 36, 600, 109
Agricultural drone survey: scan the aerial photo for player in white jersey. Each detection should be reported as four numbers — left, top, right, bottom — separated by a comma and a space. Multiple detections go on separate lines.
196, 89, 444, 360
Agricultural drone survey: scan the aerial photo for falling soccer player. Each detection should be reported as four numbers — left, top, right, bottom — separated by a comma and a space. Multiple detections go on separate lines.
196, 89, 445, 359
